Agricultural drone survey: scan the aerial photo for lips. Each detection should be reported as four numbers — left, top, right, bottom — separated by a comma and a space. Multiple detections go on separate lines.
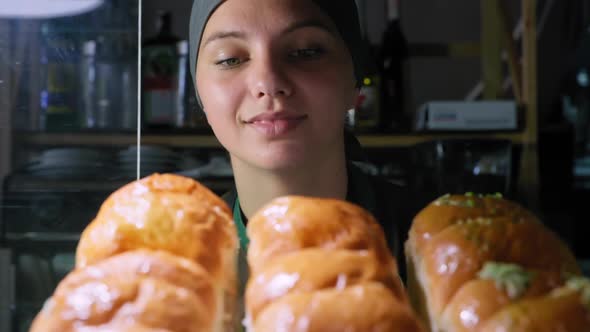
244, 112, 308, 137
245, 112, 307, 123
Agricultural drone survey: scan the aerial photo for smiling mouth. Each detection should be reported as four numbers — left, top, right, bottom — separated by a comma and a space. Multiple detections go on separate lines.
244, 115, 308, 137
244, 113, 308, 123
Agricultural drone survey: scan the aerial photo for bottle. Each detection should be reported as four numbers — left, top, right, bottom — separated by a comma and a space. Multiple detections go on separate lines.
80, 40, 97, 128
39, 18, 81, 132
353, 0, 381, 133
562, 24, 590, 156
95, 35, 124, 129
354, 47, 382, 132
142, 11, 181, 129
92, 0, 138, 130
120, 48, 139, 131
379, 0, 409, 132
175, 40, 189, 128
117, 0, 139, 131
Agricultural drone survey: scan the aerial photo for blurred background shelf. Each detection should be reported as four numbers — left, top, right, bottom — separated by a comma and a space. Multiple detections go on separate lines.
357, 132, 524, 147
14, 131, 526, 148
14, 131, 223, 148
3, 174, 234, 193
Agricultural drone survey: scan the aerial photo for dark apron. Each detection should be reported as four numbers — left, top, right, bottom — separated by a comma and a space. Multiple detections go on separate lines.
221, 136, 414, 329
222, 161, 412, 286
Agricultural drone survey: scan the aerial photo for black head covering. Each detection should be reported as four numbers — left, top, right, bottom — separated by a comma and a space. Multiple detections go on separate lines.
188, 0, 366, 108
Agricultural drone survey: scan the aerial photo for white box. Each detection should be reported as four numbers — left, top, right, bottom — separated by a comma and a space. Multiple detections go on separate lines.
415, 100, 518, 130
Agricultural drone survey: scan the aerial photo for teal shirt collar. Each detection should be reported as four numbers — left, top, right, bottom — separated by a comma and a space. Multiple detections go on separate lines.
233, 197, 250, 250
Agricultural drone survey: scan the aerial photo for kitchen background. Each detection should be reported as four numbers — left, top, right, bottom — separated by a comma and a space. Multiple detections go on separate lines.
1, 0, 590, 331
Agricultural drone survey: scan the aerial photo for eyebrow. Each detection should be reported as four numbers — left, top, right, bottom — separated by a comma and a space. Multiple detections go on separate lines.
282, 18, 336, 36
201, 30, 246, 49
201, 18, 337, 49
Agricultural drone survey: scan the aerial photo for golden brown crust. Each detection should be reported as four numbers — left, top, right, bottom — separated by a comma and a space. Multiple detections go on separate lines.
409, 194, 538, 254
405, 194, 582, 332
419, 215, 578, 316
76, 173, 238, 293
29, 250, 218, 332
246, 196, 396, 275
441, 269, 564, 332
246, 196, 425, 332
32, 174, 240, 332
253, 282, 425, 332
479, 286, 590, 332
245, 248, 408, 322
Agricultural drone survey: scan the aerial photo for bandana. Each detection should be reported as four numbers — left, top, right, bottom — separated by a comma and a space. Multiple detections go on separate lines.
188, 0, 365, 108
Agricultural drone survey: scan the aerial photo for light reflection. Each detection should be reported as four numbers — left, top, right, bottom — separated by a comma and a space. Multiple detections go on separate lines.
263, 204, 289, 218
64, 282, 116, 320
437, 245, 460, 274
264, 204, 292, 233
459, 307, 480, 328
267, 273, 300, 297
0, 0, 104, 19
271, 220, 292, 233
335, 274, 348, 290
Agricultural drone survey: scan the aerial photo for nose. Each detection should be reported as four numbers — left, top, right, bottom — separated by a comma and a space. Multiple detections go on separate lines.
248, 55, 293, 100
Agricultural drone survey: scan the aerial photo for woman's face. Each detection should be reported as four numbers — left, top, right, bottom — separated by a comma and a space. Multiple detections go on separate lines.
196, 0, 358, 171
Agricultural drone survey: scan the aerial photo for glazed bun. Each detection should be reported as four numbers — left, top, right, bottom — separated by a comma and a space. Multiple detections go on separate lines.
479, 276, 590, 331
405, 193, 582, 332
30, 174, 239, 332
245, 248, 408, 322
30, 250, 220, 332
245, 196, 424, 332
246, 196, 396, 276
76, 173, 238, 292
441, 263, 565, 332
254, 283, 422, 332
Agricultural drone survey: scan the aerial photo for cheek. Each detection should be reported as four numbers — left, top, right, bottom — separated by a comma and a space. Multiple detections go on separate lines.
197, 74, 241, 119
195, 78, 243, 149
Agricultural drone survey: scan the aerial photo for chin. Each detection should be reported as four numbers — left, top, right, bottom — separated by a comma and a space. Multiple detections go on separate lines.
245, 145, 311, 172
227, 134, 339, 172
253, 155, 308, 172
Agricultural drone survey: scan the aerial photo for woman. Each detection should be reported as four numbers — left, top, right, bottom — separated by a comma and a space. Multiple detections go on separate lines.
188, 0, 413, 282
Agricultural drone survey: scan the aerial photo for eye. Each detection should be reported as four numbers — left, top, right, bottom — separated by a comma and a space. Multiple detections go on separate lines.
215, 57, 243, 68
289, 47, 324, 60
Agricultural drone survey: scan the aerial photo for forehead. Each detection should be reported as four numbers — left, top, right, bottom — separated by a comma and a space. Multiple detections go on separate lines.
202, 0, 338, 37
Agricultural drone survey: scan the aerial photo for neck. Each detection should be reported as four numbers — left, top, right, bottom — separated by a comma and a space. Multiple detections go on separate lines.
231, 148, 348, 219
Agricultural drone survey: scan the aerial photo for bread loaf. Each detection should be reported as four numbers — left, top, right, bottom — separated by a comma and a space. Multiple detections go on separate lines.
30, 174, 239, 332
479, 276, 590, 331
245, 196, 424, 332
405, 193, 584, 332
29, 250, 219, 332
76, 173, 238, 293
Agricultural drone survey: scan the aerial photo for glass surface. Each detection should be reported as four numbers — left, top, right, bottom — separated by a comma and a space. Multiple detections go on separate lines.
0, 1, 139, 330
1, 1, 589, 331
412, 139, 513, 204
0, 2, 231, 330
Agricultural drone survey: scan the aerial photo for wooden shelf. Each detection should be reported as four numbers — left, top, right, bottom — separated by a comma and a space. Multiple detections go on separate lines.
356, 132, 524, 147
14, 132, 223, 148
14, 132, 525, 149
4, 175, 234, 193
